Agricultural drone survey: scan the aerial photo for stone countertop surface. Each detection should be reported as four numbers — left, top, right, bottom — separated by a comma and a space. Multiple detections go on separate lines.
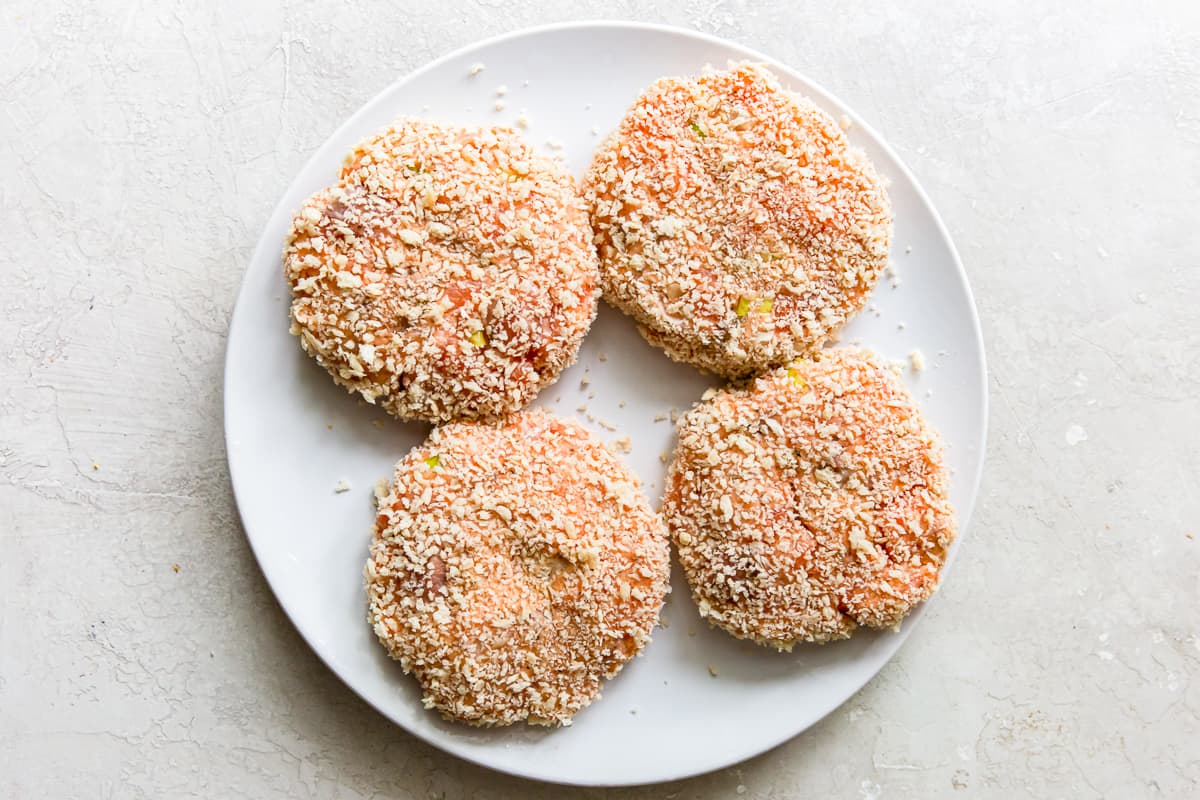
2, 1, 1198, 797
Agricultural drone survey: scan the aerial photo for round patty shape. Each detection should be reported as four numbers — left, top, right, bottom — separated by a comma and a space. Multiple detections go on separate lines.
664, 349, 954, 649
285, 119, 599, 423
365, 410, 670, 726
585, 63, 892, 379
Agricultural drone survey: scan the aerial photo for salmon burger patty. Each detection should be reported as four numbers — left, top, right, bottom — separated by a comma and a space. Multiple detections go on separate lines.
585, 64, 891, 379
664, 349, 954, 649
365, 410, 671, 726
286, 119, 599, 423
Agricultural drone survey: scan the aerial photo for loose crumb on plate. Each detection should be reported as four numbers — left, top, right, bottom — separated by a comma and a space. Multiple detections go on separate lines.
909, 349, 926, 373
334, 478, 352, 493
885, 262, 901, 288
468, 62, 485, 76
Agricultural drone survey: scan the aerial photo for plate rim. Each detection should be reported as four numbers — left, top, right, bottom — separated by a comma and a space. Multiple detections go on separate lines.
223, 19, 989, 787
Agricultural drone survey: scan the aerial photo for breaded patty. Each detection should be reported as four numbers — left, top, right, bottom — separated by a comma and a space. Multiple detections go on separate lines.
286, 119, 599, 423
586, 64, 891, 379
664, 349, 954, 649
365, 410, 671, 725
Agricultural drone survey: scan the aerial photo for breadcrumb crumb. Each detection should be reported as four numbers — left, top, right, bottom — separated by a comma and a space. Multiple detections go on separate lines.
909, 349, 926, 373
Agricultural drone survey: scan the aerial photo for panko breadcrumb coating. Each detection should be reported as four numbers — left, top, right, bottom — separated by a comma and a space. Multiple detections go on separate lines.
365, 410, 670, 726
585, 64, 892, 379
664, 349, 954, 649
286, 119, 599, 423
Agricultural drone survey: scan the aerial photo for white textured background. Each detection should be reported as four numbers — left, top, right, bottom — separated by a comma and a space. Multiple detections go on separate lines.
2, 2, 1198, 798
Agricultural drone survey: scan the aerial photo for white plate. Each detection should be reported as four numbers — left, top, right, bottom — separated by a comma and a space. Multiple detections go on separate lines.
224, 21, 987, 787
